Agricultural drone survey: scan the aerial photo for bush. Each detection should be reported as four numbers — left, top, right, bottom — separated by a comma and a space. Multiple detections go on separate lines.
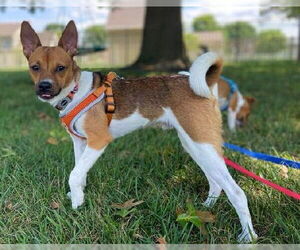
256, 29, 287, 53
192, 14, 220, 32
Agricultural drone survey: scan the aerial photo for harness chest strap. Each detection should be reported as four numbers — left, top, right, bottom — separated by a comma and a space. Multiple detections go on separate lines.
60, 72, 117, 139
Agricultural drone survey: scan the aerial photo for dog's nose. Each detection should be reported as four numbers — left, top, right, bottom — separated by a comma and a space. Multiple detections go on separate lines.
38, 81, 52, 91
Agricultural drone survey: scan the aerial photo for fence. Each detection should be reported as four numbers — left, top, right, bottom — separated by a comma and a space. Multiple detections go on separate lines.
0, 37, 298, 69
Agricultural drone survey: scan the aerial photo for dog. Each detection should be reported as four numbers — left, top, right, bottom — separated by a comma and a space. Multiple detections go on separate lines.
20, 20, 257, 243
218, 76, 255, 131
179, 72, 255, 131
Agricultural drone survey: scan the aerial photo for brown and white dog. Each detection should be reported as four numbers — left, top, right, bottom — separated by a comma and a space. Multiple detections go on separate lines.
217, 76, 255, 131
20, 21, 257, 242
179, 73, 256, 131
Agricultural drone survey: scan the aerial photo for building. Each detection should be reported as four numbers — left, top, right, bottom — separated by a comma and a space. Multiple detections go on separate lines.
105, 7, 226, 66
0, 23, 21, 50
0, 23, 57, 68
195, 31, 225, 56
106, 6, 145, 66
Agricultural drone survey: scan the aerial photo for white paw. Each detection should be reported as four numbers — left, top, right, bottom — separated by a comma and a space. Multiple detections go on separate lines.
202, 197, 217, 208
237, 230, 258, 243
69, 189, 84, 209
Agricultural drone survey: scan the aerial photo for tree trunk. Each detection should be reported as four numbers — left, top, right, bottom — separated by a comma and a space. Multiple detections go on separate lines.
297, 16, 300, 61
131, 0, 189, 70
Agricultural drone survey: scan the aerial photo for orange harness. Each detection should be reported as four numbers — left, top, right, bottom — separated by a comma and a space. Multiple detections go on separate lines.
60, 72, 117, 139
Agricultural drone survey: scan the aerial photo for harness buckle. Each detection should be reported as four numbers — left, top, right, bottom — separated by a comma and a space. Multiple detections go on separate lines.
56, 96, 72, 111
105, 102, 115, 114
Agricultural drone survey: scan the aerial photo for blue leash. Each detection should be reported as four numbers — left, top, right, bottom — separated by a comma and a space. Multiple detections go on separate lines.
224, 143, 300, 169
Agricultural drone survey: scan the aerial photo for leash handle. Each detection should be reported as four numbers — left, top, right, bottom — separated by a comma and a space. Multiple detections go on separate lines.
224, 157, 300, 201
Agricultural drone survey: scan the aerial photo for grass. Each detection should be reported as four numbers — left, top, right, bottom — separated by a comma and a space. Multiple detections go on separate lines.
0, 61, 299, 244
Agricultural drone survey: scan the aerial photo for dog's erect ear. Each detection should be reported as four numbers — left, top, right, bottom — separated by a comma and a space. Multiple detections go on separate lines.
58, 20, 78, 57
245, 96, 256, 105
20, 21, 42, 59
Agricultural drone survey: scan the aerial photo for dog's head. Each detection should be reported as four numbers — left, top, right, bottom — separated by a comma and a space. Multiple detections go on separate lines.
20, 20, 79, 101
236, 96, 256, 127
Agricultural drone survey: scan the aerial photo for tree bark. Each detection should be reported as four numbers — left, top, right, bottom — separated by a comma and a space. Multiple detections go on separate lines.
297, 16, 300, 61
130, 0, 189, 70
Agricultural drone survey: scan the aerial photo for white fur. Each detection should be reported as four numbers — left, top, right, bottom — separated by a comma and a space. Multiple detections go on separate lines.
157, 108, 257, 242
70, 134, 86, 165
228, 91, 245, 131
178, 71, 190, 76
41, 71, 94, 110
68, 146, 106, 209
211, 83, 218, 100
109, 110, 150, 139
189, 52, 219, 98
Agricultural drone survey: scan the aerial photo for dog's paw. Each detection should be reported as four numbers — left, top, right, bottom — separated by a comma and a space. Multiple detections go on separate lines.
68, 189, 84, 209
237, 230, 258, 243
202, 197, 217, 208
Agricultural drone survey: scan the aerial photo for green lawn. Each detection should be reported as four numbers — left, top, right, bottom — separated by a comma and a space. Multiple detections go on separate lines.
0, 61, 299, 244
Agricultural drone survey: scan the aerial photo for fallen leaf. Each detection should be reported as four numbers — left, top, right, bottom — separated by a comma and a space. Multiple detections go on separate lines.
175, 207, 184, 216
50, 201, 60, 209
47, 137, 59, 145
133, 233, 143, 239
195, 211, 216, 223
115, 208, 136, 218
176, 200, 215, 236
38, 112, 52, 121
279, 166, 288, 178
111, 199, 144, 209
5, 201, 13, 210
156, 237, 167, 244
156, 237, 167, 250
21, 129, 29, 136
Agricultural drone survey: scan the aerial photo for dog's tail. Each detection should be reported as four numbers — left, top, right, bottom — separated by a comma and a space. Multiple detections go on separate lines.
189, 52, 223, 98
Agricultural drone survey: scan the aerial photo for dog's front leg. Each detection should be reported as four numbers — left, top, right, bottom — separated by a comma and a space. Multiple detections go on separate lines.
71, 134, 87, 165
68, 145, 107, 209
228, 108, 236, 131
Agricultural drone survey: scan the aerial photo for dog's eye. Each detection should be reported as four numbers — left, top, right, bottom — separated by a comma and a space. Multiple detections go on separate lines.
31, 65, 40, 71
56, 65, 66, 72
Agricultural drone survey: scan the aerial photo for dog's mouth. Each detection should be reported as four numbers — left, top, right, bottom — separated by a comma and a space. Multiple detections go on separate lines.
37, 89, 61, 100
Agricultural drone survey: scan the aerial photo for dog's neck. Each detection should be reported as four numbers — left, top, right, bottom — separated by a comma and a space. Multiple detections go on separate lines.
44, 70, 94, 115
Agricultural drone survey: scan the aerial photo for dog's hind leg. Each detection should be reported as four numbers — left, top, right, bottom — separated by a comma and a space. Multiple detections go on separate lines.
203, 177, 222, 207
163, 107, 257, 243
178, 131, 257, 242
178, 131, 222, 207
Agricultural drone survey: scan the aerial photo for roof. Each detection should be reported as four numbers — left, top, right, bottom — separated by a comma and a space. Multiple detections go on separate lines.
196, 31, 224, 43
37, 31, 57, 45
106, 7, 145, 31
0, 23, 20, 37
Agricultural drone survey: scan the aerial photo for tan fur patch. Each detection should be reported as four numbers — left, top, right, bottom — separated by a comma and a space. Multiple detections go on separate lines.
28, 46, 80, 90
217, 78, 231, 99
236, 97, 255, 124
206, 59, 223, 87
86, 75, 224, 155
83, 102, 113, 150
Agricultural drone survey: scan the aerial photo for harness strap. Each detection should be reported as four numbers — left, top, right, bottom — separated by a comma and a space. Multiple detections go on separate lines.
60, 72, 117, 139
104, 72, 117, 125
220, 75, 238, 111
